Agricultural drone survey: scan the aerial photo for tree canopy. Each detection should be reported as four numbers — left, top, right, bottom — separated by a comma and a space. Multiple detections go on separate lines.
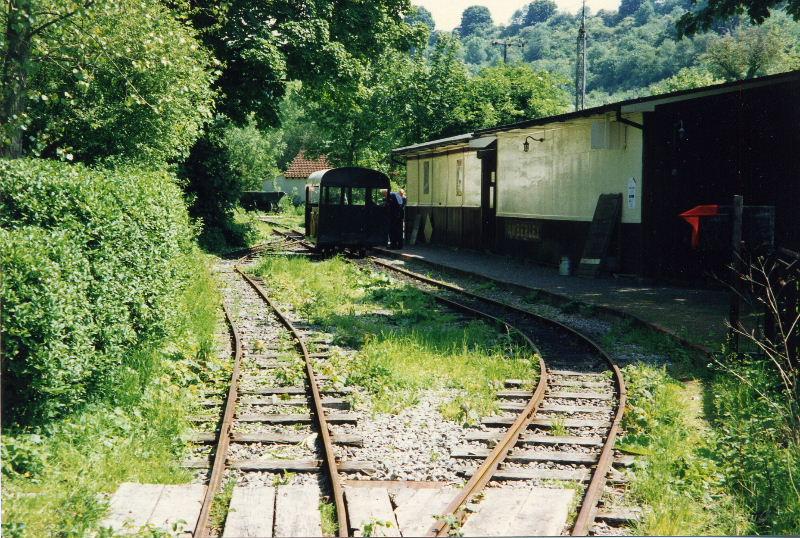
458, 5, 493, 37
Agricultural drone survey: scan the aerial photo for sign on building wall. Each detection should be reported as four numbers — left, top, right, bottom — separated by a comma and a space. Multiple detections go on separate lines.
505, 221, 541, 241
627, 177, 637, 209
456, 159, 464, 196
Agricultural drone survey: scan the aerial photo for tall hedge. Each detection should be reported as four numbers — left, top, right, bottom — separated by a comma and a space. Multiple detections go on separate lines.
0, 159, 195, 422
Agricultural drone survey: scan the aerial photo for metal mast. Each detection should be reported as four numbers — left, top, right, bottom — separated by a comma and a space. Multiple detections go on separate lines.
575, 0, 587, 111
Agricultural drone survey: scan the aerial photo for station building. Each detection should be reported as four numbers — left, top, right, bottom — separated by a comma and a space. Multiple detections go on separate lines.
392, 70, 800, 279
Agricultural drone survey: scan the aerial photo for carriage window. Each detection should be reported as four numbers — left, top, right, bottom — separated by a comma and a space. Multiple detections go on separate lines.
307, 185, 320, 204
370, 188, 386, 205
423, 162, 430, 195
347, 187, 368, 205
323, 186, 343, 205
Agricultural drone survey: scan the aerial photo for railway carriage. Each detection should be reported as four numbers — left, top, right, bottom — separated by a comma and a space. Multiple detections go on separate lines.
305, 167, 390, 254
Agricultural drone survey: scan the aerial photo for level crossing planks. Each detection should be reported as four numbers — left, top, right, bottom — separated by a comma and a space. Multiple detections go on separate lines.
460, 487, 574, 536
100, 483, 205, 535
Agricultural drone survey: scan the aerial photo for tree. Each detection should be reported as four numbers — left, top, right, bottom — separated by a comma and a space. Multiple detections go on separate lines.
678, 0, 800, 36
702, 24, 793, 80
618, 0, 645, 19
406, 5, 435, 32
465, 64, 569, 127
648, 66, 721, 94
2, 1, 91, 157
1, 0, 215, 162
458, 5, 493, 37
524, 0, 557, 26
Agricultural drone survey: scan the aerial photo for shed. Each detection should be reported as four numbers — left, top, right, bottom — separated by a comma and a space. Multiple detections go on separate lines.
393, 70, 800, 279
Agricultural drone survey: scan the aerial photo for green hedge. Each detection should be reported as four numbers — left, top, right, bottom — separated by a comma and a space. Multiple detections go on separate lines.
0, 159, 195, 422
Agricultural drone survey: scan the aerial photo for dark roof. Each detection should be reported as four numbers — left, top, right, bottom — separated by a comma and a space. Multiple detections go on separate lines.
391, 70, 800, 154
284, 150, 331, 178
307, 167, 390, 188
392, 133, 474, 155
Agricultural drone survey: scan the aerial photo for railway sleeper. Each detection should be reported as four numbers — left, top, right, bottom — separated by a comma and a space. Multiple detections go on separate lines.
466, 432, 605, 446
185, 432, 363, 446
233, 412, 358, 424
182, 458, 375, 474
451, 447, 599, 465
481, 416, 612, 428
239, 386, 353, 396
499, 402, 612, 414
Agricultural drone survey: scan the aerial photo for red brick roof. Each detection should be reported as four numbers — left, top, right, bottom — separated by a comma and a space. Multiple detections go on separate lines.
284, 150, 330, 179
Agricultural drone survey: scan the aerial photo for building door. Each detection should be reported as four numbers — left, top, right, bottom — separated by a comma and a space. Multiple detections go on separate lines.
479, 144, 497, 250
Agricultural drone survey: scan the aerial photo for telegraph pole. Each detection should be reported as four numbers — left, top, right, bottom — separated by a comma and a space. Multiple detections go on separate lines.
575, 0, 587, 111
492, 39, 523, 64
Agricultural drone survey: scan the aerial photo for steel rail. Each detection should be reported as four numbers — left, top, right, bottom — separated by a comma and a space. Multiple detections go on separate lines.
421, 293, 547, 537
259, 226, 627, 534
234, 265, 349, 537
193, 302, 243, 538
368, 257, 627, 536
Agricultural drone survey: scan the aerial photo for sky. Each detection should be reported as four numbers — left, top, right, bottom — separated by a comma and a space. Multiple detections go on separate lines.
412, 0, 620, 31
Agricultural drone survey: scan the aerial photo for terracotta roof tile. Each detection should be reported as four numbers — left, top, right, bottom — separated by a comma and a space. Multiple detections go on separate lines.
284, 150, 330, 179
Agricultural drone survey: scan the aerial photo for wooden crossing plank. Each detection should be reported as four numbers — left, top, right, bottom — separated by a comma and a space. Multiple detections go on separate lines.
345, 486, 401, 537
274, 485, 323, 537
392, 487, 459, 537
100, 483, 205, 535
222, 486, 275, 538
101, 483, 163, 532
461, 487, 574, 536
148, 484, 206, 534
596, 507, 642, 524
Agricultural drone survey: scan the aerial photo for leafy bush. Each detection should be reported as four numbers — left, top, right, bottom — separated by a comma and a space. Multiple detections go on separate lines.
0, 159, 195, 422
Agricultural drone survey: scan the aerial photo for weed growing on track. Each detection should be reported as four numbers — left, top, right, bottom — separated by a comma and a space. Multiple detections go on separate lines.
252, 255, 537, 419
319, 501, 338, 536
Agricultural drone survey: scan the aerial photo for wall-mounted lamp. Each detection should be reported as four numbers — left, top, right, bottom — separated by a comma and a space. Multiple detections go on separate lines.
523, 135, 544, 152
677, 120, 687, 141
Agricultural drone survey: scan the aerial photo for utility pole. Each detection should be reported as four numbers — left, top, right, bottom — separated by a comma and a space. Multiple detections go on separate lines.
575, 0, 587, 111
492, 39, 523, 64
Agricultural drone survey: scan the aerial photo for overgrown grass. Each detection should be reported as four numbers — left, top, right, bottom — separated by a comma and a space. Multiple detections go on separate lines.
603, 321, 800, 534
251, 255, 536, 419
1, 252, 223, 537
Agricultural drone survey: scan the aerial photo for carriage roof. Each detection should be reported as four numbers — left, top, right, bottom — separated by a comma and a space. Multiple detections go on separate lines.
307, 167, 390, 188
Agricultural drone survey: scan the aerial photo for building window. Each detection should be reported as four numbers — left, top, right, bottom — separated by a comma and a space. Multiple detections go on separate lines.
423, 161, 430, 195
455, 159, 464, 196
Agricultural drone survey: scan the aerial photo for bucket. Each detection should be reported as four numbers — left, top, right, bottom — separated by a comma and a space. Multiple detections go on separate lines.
559, 256, 571, 276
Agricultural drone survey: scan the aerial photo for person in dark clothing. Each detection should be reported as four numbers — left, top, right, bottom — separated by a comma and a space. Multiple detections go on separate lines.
387, 190, 405, 249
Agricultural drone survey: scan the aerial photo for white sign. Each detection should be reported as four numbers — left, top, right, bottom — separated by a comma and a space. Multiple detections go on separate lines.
627, 177, 637, 209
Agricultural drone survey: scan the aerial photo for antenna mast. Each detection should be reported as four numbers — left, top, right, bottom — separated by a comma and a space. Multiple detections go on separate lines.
575, 0, 587, 111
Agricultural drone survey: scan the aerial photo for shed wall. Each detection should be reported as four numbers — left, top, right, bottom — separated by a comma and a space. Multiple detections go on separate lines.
495, 113, 643, 224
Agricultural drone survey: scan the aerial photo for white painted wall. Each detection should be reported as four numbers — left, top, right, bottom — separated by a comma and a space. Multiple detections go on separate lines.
405, 147, 481, 208
496, 113, 643, 224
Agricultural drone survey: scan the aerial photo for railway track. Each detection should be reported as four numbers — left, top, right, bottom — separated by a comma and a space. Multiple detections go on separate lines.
263, 220, 633, 535
185, 246, 368, 537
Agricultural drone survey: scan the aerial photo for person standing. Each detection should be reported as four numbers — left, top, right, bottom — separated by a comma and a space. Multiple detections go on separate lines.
388, 190, 405, 249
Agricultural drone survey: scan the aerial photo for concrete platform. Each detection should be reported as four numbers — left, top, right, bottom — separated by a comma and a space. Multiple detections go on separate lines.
375, 244, 729, 350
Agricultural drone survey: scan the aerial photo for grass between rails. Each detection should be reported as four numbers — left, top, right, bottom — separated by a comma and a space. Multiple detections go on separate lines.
2, 252, 225, 537
251, 255, 537, 420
